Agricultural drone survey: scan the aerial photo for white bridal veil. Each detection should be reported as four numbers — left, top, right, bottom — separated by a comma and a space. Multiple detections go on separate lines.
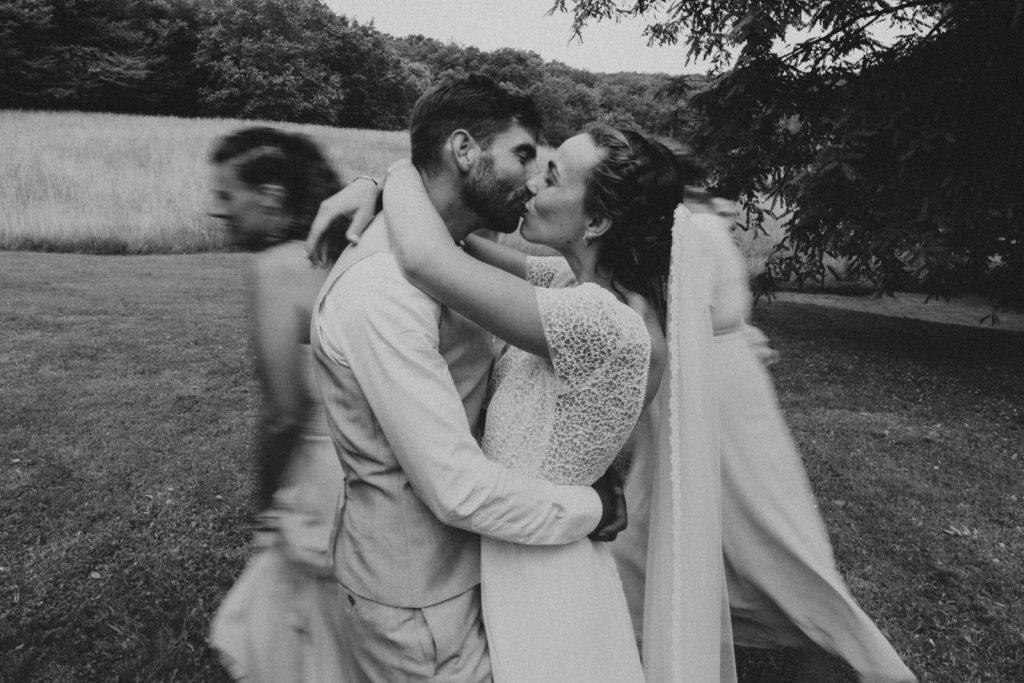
638, 204, 737, 681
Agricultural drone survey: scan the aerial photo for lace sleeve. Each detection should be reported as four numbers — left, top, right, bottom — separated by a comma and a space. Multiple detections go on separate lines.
525, 256, 572, 287
535, 284, 651, 390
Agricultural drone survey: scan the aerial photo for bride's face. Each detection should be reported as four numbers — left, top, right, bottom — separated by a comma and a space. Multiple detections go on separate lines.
519, 133, 603, 250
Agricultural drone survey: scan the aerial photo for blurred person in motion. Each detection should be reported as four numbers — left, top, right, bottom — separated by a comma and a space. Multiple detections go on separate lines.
205, 126, 355, 682
611, 152, 917, 683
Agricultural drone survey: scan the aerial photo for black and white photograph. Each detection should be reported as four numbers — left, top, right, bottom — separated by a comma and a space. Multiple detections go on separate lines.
2, 1, 1022, 681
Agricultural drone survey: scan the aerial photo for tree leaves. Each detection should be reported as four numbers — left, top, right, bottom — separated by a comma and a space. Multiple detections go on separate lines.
192, 0, 419, 128
558, 0, 1024, 306
0, 0, 422, 129
3, 0, 708, 139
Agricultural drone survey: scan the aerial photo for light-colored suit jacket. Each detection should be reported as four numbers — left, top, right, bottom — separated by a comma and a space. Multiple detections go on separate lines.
312, 218, 601, 608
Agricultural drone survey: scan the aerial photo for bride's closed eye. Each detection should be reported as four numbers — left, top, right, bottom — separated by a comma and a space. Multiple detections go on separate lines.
543, 166, 557, 187
545, 161, 563, 188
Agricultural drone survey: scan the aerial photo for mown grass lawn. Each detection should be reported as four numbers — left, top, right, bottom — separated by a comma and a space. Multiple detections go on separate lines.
743, 298, 1024, 682
1, 252, 1022, 682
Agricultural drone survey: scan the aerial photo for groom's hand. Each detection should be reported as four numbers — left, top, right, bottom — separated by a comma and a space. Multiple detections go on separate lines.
589, 467, 627, 542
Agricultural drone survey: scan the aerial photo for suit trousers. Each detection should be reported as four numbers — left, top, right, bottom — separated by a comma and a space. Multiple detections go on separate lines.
333, 583, 491, 682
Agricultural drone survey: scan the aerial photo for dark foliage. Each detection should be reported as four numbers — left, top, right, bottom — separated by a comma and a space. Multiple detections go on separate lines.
192, 0, 421, 128
385, 32, 703, 144
558, 0, 1024, 306
0, 0, 704, 138
0, 0, 206, 115
0, 0, 424, 128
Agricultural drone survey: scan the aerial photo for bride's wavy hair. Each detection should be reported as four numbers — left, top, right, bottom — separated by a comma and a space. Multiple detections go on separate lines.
582, 123, 698, 328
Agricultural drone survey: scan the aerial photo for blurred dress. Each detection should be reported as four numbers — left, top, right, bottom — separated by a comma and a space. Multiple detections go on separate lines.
209, 344, 352, 683
613, 211, 916, 682
480, 256, 648, 683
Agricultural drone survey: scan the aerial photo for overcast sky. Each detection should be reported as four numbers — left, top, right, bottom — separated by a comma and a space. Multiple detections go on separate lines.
322, 0, 709, 75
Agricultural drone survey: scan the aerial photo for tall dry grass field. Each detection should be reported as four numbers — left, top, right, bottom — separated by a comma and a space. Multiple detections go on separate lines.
1, 110, 409, 253
3, 110, 796, 270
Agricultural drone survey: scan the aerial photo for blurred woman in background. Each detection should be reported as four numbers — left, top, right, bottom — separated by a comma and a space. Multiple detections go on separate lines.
205, 126, 355, 682
611, 165, 917, 682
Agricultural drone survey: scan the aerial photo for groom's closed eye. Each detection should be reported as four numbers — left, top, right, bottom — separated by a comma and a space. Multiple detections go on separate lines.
514, 143, 537, 165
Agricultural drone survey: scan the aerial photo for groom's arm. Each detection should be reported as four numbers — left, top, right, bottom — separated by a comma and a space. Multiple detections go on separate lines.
319, 260, 604, 545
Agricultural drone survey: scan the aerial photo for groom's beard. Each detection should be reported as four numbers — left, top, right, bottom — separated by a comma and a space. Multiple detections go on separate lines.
462, 154, 529, 234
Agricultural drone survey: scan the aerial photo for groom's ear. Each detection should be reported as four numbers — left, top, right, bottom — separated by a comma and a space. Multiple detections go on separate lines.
448, 129, 480, 175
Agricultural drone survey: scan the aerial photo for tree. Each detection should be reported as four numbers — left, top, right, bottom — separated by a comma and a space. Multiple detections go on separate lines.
124, 0, 207, 116
193, 0, 348, 123
194, 0, 419, 128
591, 72, 700, 137
0, 0, 205, 114
476, 47, 548, 91
555, 1, 1024, 306
528, 76, 601, 144
320, 19, 424, 130
0, 0, 60, 108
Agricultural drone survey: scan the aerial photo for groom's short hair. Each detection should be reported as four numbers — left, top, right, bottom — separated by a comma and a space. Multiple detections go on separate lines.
409, 73, 542, 175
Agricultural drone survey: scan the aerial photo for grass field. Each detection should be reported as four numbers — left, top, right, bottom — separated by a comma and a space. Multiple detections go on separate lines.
2, 251, 1021, 681
0, 110, 409, 254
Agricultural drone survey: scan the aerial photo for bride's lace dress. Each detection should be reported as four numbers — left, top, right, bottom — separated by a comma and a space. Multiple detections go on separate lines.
480, 256, 650, 682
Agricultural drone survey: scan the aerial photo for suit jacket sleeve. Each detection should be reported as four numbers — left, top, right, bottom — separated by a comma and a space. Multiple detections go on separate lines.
317, 258, 602, 545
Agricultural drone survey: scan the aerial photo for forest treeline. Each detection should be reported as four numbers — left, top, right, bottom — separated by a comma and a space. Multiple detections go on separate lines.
0, 0, 703, 143
5, 0, 1021, 303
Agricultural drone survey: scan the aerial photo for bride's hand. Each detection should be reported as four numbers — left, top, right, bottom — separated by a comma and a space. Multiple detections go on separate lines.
305, 175, 382, 267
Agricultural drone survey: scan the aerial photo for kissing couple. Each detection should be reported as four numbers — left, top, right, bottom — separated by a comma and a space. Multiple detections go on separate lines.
307, 73, 715, 682
213, 72, 916, 683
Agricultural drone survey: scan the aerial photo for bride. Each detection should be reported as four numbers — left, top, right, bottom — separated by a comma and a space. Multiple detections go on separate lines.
316, 123, 734, 681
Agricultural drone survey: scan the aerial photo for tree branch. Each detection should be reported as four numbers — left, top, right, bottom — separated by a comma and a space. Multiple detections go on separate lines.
786, 0, 939, 63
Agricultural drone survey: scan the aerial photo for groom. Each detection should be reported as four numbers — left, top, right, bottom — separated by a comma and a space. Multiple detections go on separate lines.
311, 74, 625, 681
